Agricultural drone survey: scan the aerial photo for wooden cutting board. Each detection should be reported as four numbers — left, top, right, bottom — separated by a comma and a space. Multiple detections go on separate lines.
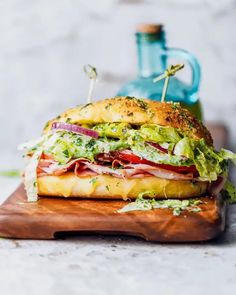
0, 123, 228, 242
0, 185, 226, 242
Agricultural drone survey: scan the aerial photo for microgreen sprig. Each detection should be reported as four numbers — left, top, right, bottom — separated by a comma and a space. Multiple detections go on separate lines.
0, 170, 20, 177
153, 64, 184, 102
83, 64, 98, 103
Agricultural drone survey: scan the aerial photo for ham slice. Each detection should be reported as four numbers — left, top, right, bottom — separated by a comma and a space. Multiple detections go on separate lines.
122, 163, 194, 180
83, 163, 141, 178
96, 153, 116, 163
74, 162, 97, 176
38, 159, 83, 176
37, 156, 195, 181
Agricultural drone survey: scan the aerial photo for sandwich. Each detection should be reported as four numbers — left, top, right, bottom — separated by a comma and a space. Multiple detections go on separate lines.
19, 96, 236, 213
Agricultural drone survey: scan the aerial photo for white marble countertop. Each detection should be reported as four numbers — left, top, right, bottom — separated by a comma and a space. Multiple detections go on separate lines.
0, 176, 236, 295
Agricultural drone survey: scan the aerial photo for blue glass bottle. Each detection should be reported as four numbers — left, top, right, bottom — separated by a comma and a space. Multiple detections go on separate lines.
117, 24, 202, 120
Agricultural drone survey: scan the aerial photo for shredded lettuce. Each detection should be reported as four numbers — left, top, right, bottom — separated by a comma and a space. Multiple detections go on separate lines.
139, 124, 181, 143
18, 136, 45, 152
118, 195, 202, 216
24, 149, 42, 202
223, 181, 236, 204
20, 130, 236, 181
193, 141, 233, 181
131, 142, 191, 166
170, 138, 235, 182
19, 124, 236, 203
220, 149, 236, 165
20, 131, 129, 165
174, 137, 194, 159
93, 123, 182, 143
93, 122, 131, 138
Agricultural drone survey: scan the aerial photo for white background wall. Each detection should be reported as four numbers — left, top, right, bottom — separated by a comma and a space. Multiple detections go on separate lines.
0, 0, 236, 169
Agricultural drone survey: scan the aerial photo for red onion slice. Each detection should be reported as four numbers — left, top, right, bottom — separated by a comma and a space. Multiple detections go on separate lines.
146, 142, 168, 153
52, 122, 99, 138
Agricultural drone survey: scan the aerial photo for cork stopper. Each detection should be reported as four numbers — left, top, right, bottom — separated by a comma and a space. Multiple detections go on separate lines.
136, 24, 163, 34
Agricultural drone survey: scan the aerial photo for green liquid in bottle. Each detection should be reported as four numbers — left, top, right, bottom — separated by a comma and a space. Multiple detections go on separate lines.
180, 101, 203, 121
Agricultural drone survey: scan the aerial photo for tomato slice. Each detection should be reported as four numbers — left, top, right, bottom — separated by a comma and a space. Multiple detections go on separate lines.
117, 150, 198, 175
117, 150, 152, 164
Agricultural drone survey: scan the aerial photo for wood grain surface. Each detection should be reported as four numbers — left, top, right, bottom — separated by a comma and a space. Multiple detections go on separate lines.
0, 185, 226, 242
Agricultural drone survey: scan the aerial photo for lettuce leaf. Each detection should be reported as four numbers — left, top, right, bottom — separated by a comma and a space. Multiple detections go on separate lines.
223, 181, 236, 204
219, 149, 236, 165
18, 135, 46, 152
139, 124, 181, 143
93, 123, 182, 143
24, 149, 42, 202
174, 137, 194, 159
20, 131, 129, 165
93, 122, 132, 138
131, 142, 191, 166
172, 138, 235, 182
193, 140, 231, 181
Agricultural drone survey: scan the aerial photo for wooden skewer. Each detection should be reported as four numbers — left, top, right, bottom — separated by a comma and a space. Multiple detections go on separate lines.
83, 64, 98, 103
153, 64, 185, 102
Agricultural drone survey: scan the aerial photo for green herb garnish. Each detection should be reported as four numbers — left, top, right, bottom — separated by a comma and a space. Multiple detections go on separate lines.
66, 117, 72, 123
89, 177, 98, 185
63, 149, 69, 157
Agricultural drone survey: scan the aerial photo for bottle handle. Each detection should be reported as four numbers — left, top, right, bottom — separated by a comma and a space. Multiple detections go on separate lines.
164, 48, 201, 103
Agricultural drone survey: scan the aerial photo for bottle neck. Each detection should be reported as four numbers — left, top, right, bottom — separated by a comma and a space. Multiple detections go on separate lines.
136, 32, 167, 78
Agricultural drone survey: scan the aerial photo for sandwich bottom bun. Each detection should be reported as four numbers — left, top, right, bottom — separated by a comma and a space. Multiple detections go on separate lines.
37, 172, 208, 200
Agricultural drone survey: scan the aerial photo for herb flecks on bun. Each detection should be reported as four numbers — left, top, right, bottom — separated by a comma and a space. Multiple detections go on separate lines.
19, 96, 236, 203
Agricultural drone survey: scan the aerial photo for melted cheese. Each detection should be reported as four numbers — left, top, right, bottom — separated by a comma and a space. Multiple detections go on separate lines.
37, 172, 208, 200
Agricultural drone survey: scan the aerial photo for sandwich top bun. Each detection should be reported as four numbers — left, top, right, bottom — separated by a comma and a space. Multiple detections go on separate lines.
44, 96, 213, 145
